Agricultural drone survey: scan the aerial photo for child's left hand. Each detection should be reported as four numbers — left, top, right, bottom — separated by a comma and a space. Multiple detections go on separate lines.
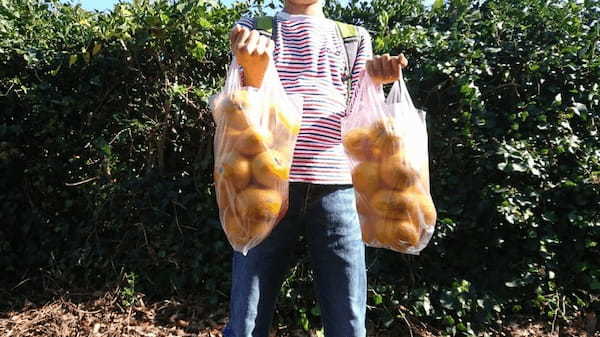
367, 54, 409, 85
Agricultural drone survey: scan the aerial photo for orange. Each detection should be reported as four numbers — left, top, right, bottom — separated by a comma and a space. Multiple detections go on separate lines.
222, 207, 251, 248
270, 102, 301, 136
370, 189, 416, 219
369, 118, 403, 158
214, 179, 232, 210
343, 127, 373, 162
252, 150, 290, 188
235, 127, 274, 156
236, 187, 283, 222
379, 154, 418, 190
351, 161, 381, 197
246, 218, 273, 241
217, 126, 245, 153
355, 196, 372, 216
374, 217, 421, 247
214, 90, 253, 130
222, 207, 273, 248
403, 185, 437, 225
360, 215, 377, 244
222, 126, 244, 142
214, 152, 251, 191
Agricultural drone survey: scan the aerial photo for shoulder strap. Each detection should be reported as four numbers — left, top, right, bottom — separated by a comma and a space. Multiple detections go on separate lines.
335, 21, 359, 40
254, 15, 275, 38
335, 21, 360, 72
333, 21, 362, 103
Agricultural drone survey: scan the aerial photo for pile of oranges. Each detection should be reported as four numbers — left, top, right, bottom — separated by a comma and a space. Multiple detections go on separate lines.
343, 117, 436, 252
212, 90, 300, 251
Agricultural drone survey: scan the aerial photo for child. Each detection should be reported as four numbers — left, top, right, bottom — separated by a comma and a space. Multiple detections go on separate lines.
223, 0, 407, 336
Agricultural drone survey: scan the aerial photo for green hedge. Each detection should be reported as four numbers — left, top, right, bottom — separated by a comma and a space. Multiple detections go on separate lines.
1, 0, 598, 335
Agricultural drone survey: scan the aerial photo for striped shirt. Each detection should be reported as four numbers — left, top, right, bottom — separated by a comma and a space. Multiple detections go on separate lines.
236, 11, 373, 184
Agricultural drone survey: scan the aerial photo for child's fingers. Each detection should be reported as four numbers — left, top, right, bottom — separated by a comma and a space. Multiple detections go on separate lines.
390, 56, 401, 77
373, 56, 384, 79
229, 25, 242, 44
255, 35, 269, 55
261, 36, 274, 56
381, 54, 394, 81
235, 28, 251, 51
398, 53, 409, 68
244, 30, 260, 55
231, 25, 248, 47
266, 39, 275, 54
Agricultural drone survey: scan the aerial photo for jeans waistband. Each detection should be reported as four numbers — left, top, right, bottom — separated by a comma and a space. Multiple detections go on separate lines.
290, 182, 354, 216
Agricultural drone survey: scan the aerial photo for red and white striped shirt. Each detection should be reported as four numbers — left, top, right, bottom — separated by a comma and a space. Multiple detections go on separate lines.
237, 11, 373, 184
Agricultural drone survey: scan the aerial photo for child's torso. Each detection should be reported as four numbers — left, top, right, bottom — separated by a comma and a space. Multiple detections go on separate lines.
238, 12, 354, 184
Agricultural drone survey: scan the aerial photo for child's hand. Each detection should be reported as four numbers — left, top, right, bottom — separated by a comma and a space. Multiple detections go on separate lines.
366, 54, 409, 85
230, 25, 275, 88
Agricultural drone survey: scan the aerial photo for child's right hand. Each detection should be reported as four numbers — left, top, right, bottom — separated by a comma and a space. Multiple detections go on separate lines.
230, 25, 275, 88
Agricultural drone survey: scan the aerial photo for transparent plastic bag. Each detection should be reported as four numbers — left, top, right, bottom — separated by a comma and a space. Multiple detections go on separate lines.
211, 58, 302, 255
342, 70, 436, 255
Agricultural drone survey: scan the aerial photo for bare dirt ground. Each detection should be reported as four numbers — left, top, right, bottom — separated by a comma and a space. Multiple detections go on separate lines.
0, 287, 597, 337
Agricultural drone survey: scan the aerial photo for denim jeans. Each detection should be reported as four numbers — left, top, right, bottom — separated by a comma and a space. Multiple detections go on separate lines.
222, 182, 367, 337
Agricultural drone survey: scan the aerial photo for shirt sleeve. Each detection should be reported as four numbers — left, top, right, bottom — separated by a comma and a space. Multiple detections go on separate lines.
235, 16, 255, 30
346, 26, 373, 116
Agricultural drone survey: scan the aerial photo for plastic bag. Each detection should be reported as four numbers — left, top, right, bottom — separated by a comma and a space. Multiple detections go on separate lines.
342, 70, 436, 255
211, 58, 302, 255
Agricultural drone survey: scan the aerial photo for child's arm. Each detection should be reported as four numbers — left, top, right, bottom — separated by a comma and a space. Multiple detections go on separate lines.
230, 25, 274, 88
367, 54, 409, 85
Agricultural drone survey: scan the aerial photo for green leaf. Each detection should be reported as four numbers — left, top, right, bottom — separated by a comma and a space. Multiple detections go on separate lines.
373, 293, 383, 305
299, 311, 309, 331
443, 315, 455, 326
432, 0, 444, 11
192, 41, 206, 61
69, 54, 78, 66
198, 17, 211, 28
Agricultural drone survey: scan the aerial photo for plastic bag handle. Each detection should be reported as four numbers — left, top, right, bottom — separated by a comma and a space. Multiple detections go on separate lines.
347, 69, 386, 118
386, 70, 414, 107
386, 70, 426, 124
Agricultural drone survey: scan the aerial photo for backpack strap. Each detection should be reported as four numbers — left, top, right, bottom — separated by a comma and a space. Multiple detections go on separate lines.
333, 21, 361, 104
254, 15, 276, 39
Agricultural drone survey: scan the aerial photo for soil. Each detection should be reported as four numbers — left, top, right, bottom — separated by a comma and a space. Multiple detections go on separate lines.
0, 287, 597, 337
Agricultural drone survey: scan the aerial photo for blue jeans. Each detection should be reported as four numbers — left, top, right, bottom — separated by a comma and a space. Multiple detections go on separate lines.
222, 182, 367, 337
